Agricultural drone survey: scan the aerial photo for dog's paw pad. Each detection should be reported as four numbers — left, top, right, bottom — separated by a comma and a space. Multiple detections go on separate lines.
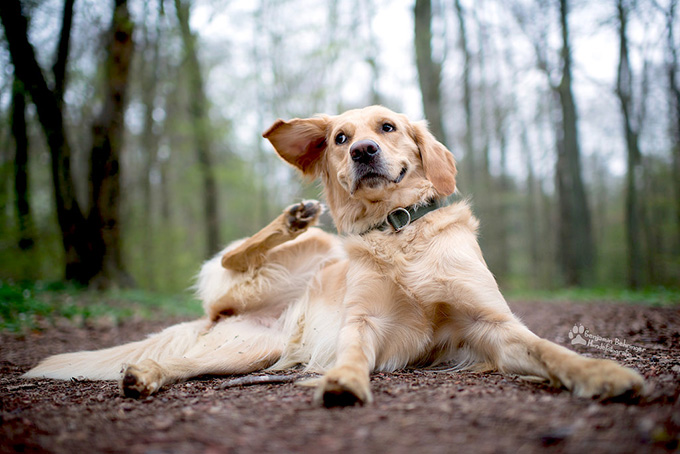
285, 200, 323, 232
121, 371, 145, 399
313, 370, 372, 408
322, 387, 363, 408
120, 365, 158, 399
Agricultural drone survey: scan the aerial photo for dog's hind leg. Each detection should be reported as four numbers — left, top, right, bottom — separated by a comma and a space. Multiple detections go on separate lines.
120, 316, 284, 398
24, 320, 208, 381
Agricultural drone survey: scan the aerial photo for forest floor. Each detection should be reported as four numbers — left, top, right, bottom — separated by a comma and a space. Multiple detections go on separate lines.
1, 300, 679, 454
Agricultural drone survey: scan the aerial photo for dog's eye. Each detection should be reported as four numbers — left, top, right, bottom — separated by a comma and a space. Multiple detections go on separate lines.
335, 132, 348, 145
382, 123, 395, 133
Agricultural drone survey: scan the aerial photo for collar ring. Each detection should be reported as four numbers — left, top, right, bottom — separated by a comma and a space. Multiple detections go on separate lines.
387, 207, 412, 232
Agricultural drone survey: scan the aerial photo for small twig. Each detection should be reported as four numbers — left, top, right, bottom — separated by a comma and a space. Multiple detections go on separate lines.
218, 373, 318, 389
5, 382, 39, 391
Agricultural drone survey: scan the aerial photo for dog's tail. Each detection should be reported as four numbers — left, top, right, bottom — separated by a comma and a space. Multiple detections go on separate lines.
23, 319, 207, 381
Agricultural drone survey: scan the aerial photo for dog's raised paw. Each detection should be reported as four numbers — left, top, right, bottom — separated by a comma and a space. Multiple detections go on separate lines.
285, 200, 323, 232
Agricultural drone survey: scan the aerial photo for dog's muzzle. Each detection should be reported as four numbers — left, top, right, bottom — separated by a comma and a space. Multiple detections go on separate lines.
349, 139, 390, 191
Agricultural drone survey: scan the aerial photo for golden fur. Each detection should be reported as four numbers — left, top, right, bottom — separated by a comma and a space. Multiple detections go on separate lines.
25, 106, 644, 406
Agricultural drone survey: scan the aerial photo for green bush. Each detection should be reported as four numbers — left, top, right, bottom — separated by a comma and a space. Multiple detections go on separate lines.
0, 280, 203, 333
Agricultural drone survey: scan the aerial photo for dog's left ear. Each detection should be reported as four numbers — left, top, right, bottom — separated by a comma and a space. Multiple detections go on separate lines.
263, 116, 330, 177
410, 121, 457, 197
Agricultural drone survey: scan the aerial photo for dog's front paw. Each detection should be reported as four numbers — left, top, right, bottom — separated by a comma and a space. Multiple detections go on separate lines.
314, 366, 372, 407
567, 358, 644, 400
120, 360, 164, 399
285, 200, 323, 232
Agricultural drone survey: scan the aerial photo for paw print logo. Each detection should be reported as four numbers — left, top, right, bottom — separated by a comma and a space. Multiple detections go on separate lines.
568, 324, 587, 346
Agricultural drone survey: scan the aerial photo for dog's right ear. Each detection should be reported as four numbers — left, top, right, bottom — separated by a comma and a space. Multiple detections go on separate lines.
263, 116, 330, 177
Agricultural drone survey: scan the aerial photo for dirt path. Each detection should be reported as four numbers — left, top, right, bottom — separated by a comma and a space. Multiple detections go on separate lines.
1, 301, 679, 453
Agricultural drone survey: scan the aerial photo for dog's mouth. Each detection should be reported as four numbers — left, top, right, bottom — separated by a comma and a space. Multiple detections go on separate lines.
350, 166, 407, 195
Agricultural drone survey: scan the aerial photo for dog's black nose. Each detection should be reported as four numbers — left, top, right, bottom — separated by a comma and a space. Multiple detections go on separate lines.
350, 140, 381, 163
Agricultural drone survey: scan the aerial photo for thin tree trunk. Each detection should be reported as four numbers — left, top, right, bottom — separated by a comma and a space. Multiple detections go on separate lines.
53, 0, 75, 108
88, 0, 135, 288
641, 158, 660, 284
11, 78, 34, 250
493, 44, 521, 284
494, 115, 511, 281
252, 0, 272, 230
158, 89, 175, 286
477, 14, 492, 196
175, 0, 220, 257
554, 0, 595, 286
520, 126, 541, 288
453, 0, 474, 187
414, 0, 447, 145
136, 2, 162, 290
535, 98, 559, 288
615, 0, 644, 289
474, 9, 506, 280
666, 0, 680, 253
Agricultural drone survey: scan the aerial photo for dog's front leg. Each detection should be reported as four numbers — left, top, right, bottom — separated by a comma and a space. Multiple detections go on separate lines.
445, 280, 645, 399
466, 321, 645, 399
314, 314, 376, 407
420, 225, 645, 400
314, 271, 393, 407
518, 335, 645, 399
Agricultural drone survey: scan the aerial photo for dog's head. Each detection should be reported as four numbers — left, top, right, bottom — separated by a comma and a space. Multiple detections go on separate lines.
264, 105, 457, 234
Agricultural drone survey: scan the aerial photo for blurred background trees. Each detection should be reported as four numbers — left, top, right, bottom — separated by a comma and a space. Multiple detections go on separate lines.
0, 0, 678, 293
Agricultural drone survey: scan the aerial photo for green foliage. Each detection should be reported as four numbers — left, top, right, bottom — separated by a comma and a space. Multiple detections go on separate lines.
507, 287, 680, 307
4, 278, 676, 335
0, 280, 203, 333
0, 281, 52, 332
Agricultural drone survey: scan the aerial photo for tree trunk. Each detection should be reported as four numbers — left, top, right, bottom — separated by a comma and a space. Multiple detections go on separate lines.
53, 0, 74, 108
520, 126, 542, 288
554, 0, 595, 286
615, 0, 644, 289
666, 0, 680, 254
414, 0, 447, 145
493, 116, 511, 282
175, 0, 220, 257
11, 78, 34, 250
0, 0, 94, 283
452, 0, 475, 192
88, 0, 135, 288
138, 6, 163, 290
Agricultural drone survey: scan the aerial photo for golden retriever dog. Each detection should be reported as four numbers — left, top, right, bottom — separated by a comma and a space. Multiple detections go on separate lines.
25, 106, 644, 406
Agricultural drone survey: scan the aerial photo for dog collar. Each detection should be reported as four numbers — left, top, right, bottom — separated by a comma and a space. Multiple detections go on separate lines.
365, 198, 446, 234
